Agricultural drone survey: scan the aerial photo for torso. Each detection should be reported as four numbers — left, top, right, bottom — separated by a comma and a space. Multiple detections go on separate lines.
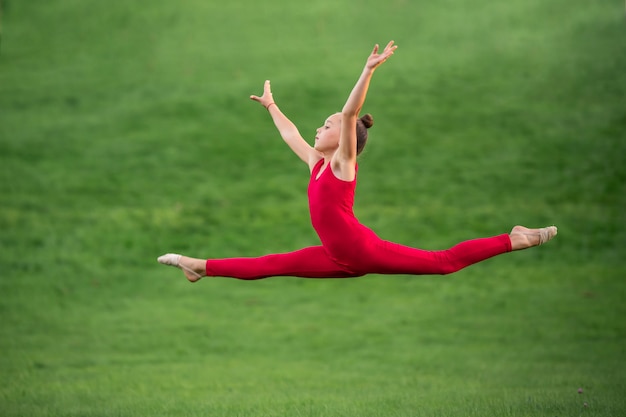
307, 159, 378, 265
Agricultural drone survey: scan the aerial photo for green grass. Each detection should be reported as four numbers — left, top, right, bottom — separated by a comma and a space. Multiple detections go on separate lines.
1, 0, 625, 416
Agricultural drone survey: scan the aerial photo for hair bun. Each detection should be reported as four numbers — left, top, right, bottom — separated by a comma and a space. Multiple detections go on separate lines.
360, 114, 374, 129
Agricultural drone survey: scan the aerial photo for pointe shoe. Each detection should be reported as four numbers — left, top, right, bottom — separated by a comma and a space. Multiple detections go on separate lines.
157, 253, 203, 280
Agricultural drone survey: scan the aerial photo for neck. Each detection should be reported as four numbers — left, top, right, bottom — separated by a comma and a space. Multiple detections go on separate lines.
320, 149, 337, 163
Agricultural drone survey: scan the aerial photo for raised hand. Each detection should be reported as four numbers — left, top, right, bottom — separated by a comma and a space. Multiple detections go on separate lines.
250, 80, 275, 109
365, 41, 398, 70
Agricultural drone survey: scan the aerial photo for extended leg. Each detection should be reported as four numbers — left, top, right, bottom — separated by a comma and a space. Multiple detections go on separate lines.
158, 246, 361, 282
206, 246, 361, 280
359, 234, 513, 276
357, 225, 556, 276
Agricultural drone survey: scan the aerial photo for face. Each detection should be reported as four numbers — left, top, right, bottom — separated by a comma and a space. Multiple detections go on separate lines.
314, 113, 342, 153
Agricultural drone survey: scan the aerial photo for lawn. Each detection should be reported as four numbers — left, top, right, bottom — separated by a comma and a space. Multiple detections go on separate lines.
1, 0, 625, 416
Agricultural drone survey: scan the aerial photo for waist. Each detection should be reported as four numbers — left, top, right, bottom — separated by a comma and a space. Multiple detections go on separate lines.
312, 214, 377, 245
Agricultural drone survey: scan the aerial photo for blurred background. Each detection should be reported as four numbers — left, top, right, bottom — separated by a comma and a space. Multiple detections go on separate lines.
1, 0, 624, 415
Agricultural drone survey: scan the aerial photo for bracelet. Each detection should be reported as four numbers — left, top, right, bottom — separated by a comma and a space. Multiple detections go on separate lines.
265, 102, 276, 110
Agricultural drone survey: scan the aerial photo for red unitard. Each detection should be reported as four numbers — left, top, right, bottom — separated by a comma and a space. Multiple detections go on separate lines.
206, 160, 512, 279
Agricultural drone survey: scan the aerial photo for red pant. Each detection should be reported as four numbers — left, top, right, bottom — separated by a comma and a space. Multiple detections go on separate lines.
205, 234, 512, 280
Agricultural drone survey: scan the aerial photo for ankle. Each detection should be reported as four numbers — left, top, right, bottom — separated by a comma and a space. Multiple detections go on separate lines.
180, 256, 206, 281
509, 232, 533, 250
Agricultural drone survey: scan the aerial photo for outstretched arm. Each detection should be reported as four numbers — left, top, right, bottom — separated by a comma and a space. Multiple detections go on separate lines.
251, 81, 317, 166
336, 41, 397, 169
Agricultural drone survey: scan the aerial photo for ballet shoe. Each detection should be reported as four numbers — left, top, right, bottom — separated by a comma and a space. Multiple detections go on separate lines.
157, 253, 203, 280
519, 225, 558, 246
537, 226, 558, 245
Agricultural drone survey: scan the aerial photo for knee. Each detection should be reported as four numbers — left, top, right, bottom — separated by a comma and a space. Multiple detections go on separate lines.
433, 252, 464, 275
436, 264, 460, 275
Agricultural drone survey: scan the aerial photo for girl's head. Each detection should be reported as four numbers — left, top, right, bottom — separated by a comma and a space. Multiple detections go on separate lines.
314, 113, 374, 156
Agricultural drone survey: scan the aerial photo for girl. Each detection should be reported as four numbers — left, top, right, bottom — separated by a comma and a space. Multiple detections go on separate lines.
158, 41, 557, 282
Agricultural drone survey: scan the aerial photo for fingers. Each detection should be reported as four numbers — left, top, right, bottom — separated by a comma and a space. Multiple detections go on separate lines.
382, 41, 397, 59
370, 41, 397, 62
250, 80, 272, 102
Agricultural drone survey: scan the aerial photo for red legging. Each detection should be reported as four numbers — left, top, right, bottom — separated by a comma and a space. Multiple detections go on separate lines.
205, 234, 512, 280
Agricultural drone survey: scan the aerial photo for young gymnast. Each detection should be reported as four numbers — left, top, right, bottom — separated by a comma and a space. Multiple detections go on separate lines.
158, 41, 557, 282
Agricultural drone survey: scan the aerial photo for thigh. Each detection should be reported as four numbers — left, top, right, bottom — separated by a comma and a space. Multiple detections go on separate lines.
358, 239, 445, 275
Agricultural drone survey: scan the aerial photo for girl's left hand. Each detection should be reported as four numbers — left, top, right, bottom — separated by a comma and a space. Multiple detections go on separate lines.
366, 41, 398, 70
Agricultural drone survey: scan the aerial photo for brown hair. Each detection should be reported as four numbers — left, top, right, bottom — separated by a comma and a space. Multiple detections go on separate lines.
356, 114, 374, 155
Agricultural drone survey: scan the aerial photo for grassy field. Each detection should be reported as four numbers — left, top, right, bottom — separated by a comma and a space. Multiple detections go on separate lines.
1, 0, 625, 416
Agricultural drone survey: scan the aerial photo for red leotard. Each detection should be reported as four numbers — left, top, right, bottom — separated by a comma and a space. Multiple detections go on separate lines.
205, 159, 511, 279
308, 160, 379, 271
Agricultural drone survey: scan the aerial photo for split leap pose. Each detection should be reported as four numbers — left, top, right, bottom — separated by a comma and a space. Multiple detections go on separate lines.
158, 41, 557, 282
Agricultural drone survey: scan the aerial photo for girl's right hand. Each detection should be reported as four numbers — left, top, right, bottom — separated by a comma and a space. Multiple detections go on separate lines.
250, 80, 275, 109
365, 41, 397, 71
